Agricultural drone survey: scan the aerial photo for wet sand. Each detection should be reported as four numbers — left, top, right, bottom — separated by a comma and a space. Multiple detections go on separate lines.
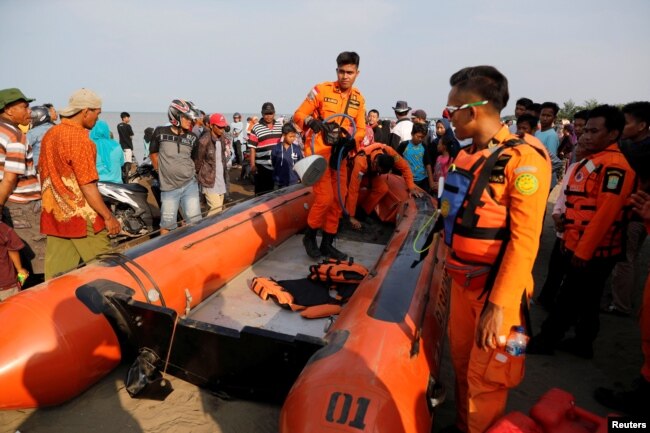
1, 176, 647, 433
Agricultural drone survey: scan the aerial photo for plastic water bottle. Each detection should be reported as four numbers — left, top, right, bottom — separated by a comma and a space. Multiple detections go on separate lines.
505, 325, 528, 357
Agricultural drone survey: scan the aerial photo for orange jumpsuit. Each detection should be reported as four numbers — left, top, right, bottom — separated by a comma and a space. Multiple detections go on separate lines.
345, 143, 416, 217
443, 127, 551, 433
294, 81, 366, 234
641, 222, 650, 382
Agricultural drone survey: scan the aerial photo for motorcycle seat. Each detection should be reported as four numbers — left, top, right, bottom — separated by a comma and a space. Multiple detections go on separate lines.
101, 182, 148, 194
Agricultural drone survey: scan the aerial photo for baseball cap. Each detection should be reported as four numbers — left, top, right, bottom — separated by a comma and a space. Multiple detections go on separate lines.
59, 88, 102, 117
411, 109, 427, 120
0, 88, 35, 111
209, 113, 228, 127
261, 102, 275, 114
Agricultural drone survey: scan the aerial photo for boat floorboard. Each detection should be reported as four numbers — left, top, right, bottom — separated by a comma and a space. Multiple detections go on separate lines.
188, 234, 386, 340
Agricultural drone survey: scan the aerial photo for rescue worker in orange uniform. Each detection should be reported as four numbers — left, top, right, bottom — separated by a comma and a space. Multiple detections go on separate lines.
528, 105, 635, 360
439, 66, 551, 433
345, 143, 420, 229
293, 51, 366, 260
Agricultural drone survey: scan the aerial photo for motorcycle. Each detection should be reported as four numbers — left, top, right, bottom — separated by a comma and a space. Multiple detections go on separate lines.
98, 167, 158, 244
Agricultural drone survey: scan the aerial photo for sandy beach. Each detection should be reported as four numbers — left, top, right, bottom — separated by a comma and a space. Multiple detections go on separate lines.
1, 173, 647, 433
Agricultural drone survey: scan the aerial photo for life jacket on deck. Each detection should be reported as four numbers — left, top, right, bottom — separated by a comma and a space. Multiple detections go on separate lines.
250, 258, 369, 319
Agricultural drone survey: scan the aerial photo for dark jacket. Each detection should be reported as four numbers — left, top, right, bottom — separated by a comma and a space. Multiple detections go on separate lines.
195, 130, 229, 189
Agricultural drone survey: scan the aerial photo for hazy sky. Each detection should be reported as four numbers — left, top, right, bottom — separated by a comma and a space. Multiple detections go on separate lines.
3, 0, 649, 116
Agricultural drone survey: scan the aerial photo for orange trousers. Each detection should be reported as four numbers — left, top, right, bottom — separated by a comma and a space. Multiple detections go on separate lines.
641, 271, 650, 382
360, 175, 390, 215
308, 165, 348, 234
448, 279, 527, 433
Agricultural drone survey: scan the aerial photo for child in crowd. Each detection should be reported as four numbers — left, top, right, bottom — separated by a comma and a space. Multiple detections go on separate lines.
432, 135, 453, 197
271, 123, 304, 188
397, 122, 434, 192
516, 113, 539, 137
0, 221, 28, 302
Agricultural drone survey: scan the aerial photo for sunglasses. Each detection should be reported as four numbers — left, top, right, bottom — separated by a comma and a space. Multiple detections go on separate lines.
445, 100, 488, 116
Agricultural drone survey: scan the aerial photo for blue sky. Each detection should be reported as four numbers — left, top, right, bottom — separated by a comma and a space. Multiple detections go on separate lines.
2, 0, 649, 117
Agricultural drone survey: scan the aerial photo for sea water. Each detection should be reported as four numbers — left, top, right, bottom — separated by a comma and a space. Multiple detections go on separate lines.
99, 112, 258, 163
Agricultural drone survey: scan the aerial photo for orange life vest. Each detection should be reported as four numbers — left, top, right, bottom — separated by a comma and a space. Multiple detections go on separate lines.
308, 258, 369, 285
441, 139, 525, 266
563, 148, 632, 258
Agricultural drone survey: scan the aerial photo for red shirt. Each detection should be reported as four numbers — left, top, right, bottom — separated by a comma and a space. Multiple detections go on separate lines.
0, 222, 24, 287
39, 119, 105, 238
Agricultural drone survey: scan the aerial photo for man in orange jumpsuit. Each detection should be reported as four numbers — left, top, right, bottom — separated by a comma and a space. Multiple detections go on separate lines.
528, 105, 636, 360
345, 143, 420, 229
293, 51, 366, 260
439, 66, 551, 433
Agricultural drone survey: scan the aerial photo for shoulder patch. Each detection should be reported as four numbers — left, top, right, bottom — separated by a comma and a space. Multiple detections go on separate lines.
307, 87, 319, 101
602, 167, 625, 194
514, 173, 539, 195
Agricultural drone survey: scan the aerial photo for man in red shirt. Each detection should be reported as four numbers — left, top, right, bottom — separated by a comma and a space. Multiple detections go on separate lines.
39, 88, 120, 279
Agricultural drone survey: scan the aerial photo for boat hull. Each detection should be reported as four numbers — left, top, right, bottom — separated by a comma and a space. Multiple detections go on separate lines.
0, 186, 314, 409
280, 183, 450, 433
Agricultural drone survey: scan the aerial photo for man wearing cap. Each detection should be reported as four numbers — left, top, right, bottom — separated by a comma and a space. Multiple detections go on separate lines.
230, 112, 245, 167
0, 88, 44, 284
39, 88, 121, 280
248, 102, 283, 195
389, 100, 413, 149
194, 113, 230, 215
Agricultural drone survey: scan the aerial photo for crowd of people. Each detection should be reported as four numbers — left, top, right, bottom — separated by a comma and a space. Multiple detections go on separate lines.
0, 52, 648, 432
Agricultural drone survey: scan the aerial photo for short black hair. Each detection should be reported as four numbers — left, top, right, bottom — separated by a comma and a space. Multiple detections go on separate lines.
411, 122, 428, 136
449, 65, 509, 112
43, 103, 54, 109
336, 51, 360, 68
528, 103, 542, 115
374, 153, 394, 174
588, 104, 625, 140
540, 102, 560, 116
368, 109, 379, 117
622, 101, 650, 126
282, 123, 297, 135
573, 110, 590, 121
516, 98, 533, 108
120, 112, 130, 119
517, 113, 539, 129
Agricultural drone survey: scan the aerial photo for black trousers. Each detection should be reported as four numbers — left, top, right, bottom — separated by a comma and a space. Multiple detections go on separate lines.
539, 254, 617, 345
537, 237, 569, 308
254, 165, 275, 196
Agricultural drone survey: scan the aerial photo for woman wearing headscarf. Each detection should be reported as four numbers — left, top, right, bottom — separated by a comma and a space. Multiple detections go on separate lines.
90, 119, 125, 183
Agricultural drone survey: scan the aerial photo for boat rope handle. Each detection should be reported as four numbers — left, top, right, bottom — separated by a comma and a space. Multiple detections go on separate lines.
412, 209, 440, 253
97, 252, 166, 307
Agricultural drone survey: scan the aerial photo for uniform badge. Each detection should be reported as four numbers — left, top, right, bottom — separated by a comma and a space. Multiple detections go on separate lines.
440, 199, 450, 218
602, 168, 625, 194
514, 173, 539, 195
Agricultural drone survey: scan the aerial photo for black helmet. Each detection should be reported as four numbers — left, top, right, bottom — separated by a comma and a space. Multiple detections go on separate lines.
30, 105, 51, 128
168, 99, 195, 127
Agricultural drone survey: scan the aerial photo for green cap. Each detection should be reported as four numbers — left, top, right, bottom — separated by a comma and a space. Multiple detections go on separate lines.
0, 88, 35, 111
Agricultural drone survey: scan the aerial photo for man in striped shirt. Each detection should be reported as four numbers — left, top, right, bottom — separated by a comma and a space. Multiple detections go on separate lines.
0, 88, 44, 283
248, 102, 283, 195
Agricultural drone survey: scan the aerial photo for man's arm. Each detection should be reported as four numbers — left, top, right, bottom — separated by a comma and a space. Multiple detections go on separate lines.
80, 182, 121, 235
0, 172, 19, 206
150, 152, 159, 171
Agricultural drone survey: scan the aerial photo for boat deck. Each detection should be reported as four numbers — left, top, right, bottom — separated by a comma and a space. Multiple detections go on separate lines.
188, 233, 386, 340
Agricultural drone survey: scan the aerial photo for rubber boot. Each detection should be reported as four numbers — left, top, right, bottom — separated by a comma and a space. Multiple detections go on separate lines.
303, 227, 321, 259
320, 232, 347, 260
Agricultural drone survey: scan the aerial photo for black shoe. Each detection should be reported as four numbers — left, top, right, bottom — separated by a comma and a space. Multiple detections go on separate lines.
594, 378, 650, 415
526, 335, 555, 355
303, 227, 321, 259
556, 337, 593, 359
437, 425, 465, 433
601, 305, 630, 317
320, 232, 347, 260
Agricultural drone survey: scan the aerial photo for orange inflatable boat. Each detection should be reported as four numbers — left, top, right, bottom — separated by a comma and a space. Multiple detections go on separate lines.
0, 186, 314, 409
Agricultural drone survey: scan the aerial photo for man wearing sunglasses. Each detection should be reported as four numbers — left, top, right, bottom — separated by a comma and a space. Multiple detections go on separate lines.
439, 66, 551, 433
